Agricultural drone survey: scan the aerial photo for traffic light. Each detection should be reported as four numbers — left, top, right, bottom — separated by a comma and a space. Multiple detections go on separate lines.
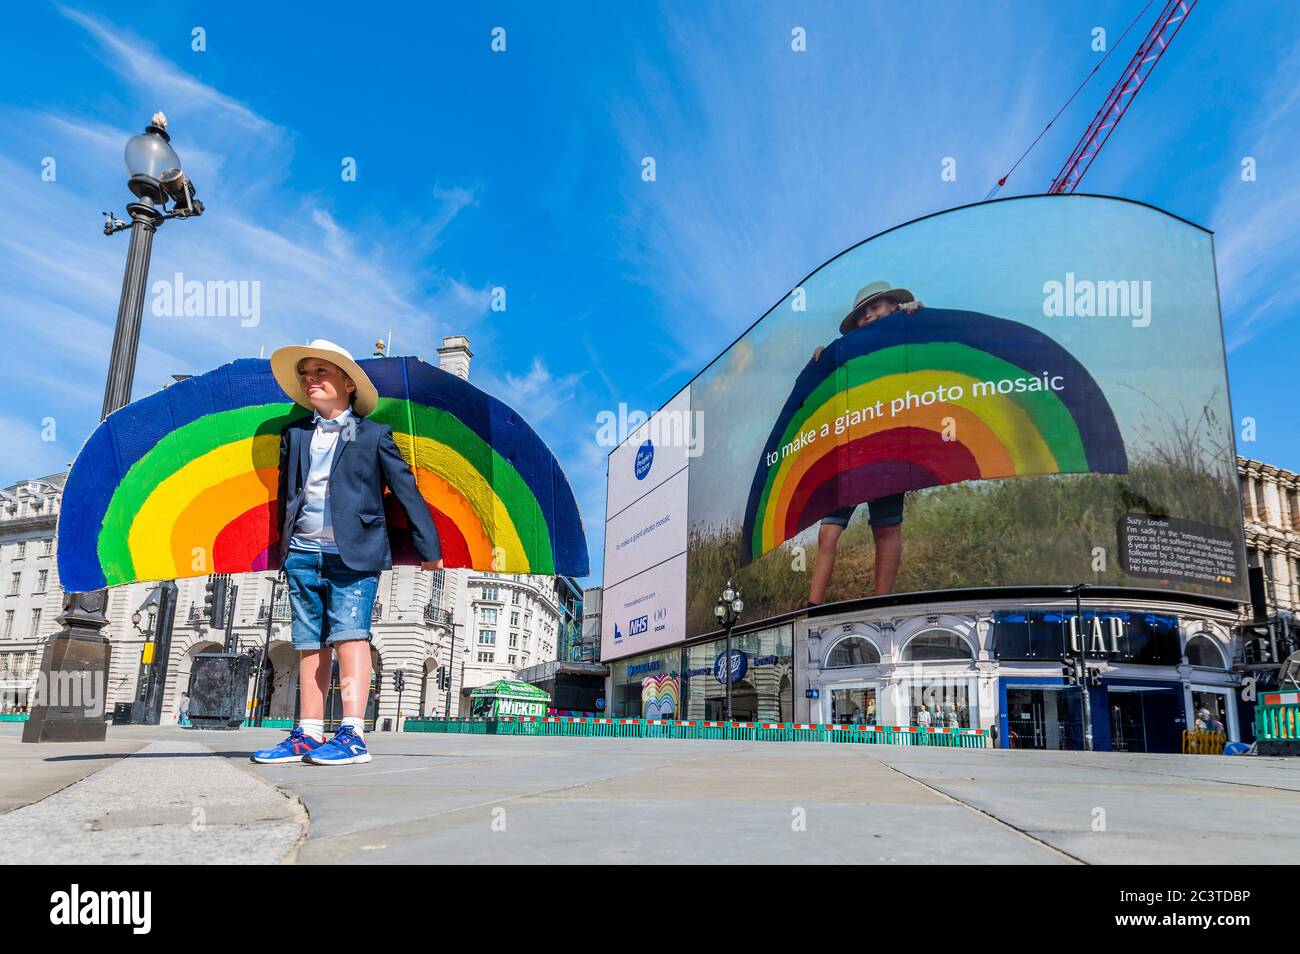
393, 670, 406, 693
435, 666, 448, 691
1087, 666, 1103, 688
203, 576, 228, 628
1062, 658, 1078, 686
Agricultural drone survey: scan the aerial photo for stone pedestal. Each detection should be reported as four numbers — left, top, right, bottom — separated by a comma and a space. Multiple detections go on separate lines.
21, 591, 113, 743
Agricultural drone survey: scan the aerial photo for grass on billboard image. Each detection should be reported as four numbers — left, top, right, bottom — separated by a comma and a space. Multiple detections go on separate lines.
683, 196, 1246, 636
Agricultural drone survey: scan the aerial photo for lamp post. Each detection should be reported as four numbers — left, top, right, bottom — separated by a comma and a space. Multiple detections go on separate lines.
101, 112, 206, 415
444, 622, 461, 720
714, 580, 744, 721
23, 113, 205, 744
1068, 583, 1095, 752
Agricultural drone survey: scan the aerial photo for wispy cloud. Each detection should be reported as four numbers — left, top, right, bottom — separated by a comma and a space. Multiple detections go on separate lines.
608, 3, 1055, 382
56, 4, 277, 136
1, 8, 490, 486
1211, 36, 1300, 351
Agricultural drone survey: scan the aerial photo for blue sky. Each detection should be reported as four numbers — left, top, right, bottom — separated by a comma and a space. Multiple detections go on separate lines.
1, 1, 1296, 586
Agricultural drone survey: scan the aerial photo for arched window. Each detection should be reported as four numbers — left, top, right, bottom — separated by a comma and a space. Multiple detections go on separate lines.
901, 628, 973, 662
825, 635, 881, 668
1185, 634, 1226, 669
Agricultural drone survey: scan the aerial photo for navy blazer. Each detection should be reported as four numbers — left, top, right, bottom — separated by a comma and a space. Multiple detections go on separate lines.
276, 413, 442, 572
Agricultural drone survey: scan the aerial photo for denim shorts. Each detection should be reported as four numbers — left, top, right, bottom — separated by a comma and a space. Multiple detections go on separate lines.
820, 492, 906, 528
283, 547, 380, 650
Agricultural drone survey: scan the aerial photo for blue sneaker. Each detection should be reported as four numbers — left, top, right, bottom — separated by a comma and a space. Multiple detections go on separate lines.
303, 724, 372, 765
250, 726, 325, 764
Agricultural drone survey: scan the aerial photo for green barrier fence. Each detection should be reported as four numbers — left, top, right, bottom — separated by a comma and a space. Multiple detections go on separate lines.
403, 716, 989, 747
1256, 703, 1300, 743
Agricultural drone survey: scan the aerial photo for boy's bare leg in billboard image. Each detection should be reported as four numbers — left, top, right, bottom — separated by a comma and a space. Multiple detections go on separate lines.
871, 524, 901, 594
809, 522, 845, 604
808, 496, 904, 604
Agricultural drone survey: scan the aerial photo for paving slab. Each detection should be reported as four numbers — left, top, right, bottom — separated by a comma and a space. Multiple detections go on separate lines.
0, 723, 150, 813
0, 734, 305, 865
6, 724, 1300, 864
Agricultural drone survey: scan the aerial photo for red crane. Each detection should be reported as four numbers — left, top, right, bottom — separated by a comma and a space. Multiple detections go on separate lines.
1048, 0, 1198, 193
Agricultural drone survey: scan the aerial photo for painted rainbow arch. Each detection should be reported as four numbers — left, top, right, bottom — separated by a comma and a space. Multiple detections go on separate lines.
57, 356, 589, 591
739, 308, 1128, 562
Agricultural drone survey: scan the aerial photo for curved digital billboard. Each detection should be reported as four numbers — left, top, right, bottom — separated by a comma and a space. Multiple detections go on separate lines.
603, 195, 1246, 658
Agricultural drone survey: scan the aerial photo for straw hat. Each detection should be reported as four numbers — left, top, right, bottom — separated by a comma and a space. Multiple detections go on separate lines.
270, 339, 378, 416
839, 280, 915, 334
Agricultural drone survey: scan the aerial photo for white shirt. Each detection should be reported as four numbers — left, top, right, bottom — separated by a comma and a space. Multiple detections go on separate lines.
289, 407, 354, 553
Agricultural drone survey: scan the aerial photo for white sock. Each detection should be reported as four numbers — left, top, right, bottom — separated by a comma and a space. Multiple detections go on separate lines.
342, 716, 365, 739
299, 719, 325, 742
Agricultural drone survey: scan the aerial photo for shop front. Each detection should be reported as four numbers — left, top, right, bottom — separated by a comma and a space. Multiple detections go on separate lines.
797, 595, 1242, 752
680, 623, 793, 722
607, 624, 793, 721
609, 647, 682, 719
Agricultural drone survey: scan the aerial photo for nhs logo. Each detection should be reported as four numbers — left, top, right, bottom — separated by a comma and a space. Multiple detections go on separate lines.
629, 615, 649, 636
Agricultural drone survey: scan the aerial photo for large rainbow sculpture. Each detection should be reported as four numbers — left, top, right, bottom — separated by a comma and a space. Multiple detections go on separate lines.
740, 307, 1127, 562
57, 356, 589, 591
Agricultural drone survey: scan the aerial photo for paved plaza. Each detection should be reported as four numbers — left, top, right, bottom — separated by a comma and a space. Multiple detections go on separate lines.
2, 723, 1298, 864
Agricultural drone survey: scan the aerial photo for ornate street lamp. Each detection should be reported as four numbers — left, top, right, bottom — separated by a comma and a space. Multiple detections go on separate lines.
714, 580, 744, 720
100, 112, 205, 415
25, 113, 204, 744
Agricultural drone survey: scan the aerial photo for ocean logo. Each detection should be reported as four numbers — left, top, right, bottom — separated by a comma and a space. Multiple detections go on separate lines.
740, 308, 1127, 561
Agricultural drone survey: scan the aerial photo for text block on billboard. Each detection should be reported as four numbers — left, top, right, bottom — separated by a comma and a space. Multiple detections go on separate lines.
600, 552, 688, 661
603, 466, 688, 591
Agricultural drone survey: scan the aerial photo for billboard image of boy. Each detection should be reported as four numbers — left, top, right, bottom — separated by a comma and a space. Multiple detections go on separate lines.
807, 281, 923, 606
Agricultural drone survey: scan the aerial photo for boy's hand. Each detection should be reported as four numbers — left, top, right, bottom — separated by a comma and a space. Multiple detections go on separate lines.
421, 560, 444, 571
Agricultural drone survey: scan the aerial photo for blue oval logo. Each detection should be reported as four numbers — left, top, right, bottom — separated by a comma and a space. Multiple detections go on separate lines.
634, 439, 654, 480
713, 650, 748, 685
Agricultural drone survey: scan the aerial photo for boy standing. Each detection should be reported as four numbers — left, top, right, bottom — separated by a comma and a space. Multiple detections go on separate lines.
251, 340, 443, 766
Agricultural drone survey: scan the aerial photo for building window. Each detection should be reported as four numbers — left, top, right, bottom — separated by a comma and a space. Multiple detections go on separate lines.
914, 684, 971, 729
42, 537, 53, 556
15, 541, 25, 558
480, 607, 498, 624
1191, 692, 1228, 733
3, 610, 12, 638
512, 590, 521, 605
901, 629, 973, 662
510, 611, 519, 626
479, 629, 496, 645
7, 572, 19, 596
825, 635, 881, 668
481, 586, 499, 602
509, 633, 518, 648
35, 570, 47, 593
30, 609, 41, 637
1185, 635, 1227, 669
508, 654, 517, 666
429, 569, 445, 607
477, 651, 493, 663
